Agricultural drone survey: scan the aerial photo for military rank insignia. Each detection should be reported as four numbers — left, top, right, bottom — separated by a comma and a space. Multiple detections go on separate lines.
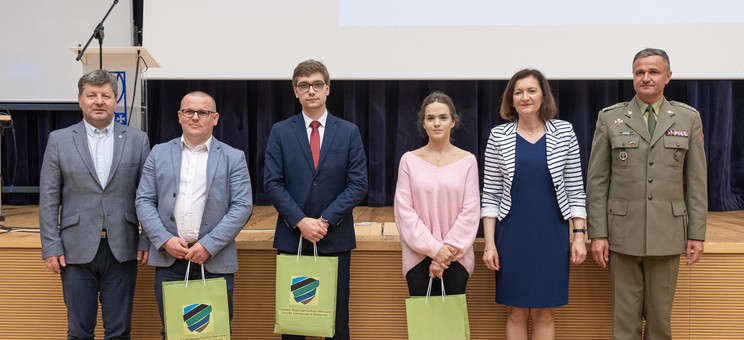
614, 118, 623, 126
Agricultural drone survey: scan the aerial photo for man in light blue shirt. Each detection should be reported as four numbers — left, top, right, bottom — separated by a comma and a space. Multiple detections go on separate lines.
83, 118, 114, 188
40, 69, 151, 339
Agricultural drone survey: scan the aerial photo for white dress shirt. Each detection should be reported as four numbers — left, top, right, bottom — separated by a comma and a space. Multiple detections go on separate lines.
174, 136, 211, 243
83, 119, 115, 188
302, 110, 328, 149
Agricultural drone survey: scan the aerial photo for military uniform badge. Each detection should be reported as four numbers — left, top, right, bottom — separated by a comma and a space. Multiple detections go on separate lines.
666, 130, 689, 137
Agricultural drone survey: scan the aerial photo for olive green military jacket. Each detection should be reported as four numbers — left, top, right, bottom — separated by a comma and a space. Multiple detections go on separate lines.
586, 96, 707, 256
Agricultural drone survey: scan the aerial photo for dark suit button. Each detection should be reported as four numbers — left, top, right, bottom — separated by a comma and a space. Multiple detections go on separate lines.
102, 192, 107, 197
313, 181, 318, 186
170, 216, 175, 221
648, 178, 653, 183
649, 161, 654, 166
97, 214, 103, 219
173, 193, 176, 197
648, 196, 653, 200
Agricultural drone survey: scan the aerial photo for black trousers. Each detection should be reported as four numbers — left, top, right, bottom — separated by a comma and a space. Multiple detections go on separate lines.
60, 237, 137, 340
405, 257, 469, 297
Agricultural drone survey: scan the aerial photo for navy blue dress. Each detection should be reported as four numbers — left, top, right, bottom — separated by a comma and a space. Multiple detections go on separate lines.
494, 134, 569, 308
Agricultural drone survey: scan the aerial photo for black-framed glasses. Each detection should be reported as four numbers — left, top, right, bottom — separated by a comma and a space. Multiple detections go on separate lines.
296, 82, 326, 93
180, 109, 215, 118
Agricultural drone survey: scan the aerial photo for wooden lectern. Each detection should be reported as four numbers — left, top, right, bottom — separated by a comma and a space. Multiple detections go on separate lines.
70, 47, 159, 131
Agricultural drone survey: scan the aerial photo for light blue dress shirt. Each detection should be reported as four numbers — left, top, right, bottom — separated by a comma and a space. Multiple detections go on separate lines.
83, 119, 115, 188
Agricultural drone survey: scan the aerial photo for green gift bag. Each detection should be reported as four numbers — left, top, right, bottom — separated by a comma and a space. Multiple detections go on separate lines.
405, 277, 471, 340
162, 262, 231, 340
274, 239, 338, 338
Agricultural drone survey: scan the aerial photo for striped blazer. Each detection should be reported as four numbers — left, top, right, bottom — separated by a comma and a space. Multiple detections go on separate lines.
481, 119, 586, 221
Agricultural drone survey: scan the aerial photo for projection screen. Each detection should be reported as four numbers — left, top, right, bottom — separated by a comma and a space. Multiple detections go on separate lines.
143, 0, 744, 80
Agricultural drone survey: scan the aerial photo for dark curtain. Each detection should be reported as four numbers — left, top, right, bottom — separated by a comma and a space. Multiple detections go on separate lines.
1, 108, 81, 205
3, 79, 743, 211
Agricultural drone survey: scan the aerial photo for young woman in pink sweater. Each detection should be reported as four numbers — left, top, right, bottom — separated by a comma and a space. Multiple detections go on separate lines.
394, 91, 481, 296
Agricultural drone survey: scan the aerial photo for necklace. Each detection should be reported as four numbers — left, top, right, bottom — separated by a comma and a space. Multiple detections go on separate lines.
427, 145, 452, 164
517, 122, 543, 135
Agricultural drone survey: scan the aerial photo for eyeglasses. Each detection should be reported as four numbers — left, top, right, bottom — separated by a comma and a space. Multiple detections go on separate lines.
180, 109, 215, 118
296, 82, 326, 93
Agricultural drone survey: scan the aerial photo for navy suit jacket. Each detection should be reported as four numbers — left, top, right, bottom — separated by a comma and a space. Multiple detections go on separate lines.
264, 113, 368, 253
135, 136, 253, 273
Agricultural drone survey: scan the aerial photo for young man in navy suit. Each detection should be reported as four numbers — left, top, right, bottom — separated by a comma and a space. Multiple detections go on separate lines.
264, 59, 368, 340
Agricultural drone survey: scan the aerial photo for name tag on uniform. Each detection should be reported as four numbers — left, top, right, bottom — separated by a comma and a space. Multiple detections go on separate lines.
618, 131, 635, 135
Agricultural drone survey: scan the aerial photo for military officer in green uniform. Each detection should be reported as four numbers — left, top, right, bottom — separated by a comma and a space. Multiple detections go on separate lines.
586, 48, 707, 339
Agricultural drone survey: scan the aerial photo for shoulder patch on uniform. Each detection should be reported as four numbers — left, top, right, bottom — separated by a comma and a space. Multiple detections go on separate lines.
669, 101, 699, 113
601, 102, 628, 112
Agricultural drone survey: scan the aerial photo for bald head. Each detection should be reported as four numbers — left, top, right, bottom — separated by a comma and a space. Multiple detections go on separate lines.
181, 91, 216, 112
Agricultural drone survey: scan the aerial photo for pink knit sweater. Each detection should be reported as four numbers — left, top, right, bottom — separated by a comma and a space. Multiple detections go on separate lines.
393, 152, 481, 275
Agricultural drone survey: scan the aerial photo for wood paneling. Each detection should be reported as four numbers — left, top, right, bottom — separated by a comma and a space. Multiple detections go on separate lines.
2, 206, 744, 339
2, 249, 744, 339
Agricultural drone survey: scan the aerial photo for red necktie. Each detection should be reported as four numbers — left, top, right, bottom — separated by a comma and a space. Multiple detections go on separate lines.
310, 121, 320, 170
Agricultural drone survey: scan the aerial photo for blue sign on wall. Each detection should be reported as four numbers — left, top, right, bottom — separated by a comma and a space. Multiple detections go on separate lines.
111, 71, 127, 125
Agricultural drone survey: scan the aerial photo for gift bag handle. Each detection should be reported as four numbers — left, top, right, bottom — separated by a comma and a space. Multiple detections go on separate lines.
184, 261, 206, 288
296, 236, 319, 262
424, 277, 446, 302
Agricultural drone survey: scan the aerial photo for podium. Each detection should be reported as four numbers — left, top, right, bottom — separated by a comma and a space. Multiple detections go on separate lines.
71, 47, 159, 132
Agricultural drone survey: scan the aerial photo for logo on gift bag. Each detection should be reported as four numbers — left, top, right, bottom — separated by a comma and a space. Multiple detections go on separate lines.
290, 276, 320, 306
182, 303, 214, 333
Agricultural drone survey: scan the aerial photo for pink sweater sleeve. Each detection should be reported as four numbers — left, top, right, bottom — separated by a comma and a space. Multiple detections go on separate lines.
394, 154, 444, 259
443, 156, 481, 256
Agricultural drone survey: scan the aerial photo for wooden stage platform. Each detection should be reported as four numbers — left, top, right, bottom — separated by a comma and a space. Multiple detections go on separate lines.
1, 205, 743, 339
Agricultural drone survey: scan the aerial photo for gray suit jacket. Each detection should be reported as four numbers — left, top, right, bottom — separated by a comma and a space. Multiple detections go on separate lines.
39, 120, 151, 263
135, 137, 253, 274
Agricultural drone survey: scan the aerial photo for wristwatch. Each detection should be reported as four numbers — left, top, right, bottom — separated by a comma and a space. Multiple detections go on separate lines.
572, 228, 586, 233
320, 216, 329, 224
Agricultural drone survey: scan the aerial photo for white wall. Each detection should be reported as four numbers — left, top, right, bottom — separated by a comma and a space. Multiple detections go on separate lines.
3, 0, 743, 102
0, 0, 132, 102
143, 0, 744, 81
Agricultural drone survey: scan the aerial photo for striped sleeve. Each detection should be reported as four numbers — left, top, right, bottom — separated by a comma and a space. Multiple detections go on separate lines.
481, 125, 514, 219
547, 120, 586, 219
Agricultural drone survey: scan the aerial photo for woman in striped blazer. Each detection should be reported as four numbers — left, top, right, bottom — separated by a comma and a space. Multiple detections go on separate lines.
481, 69, 587, 340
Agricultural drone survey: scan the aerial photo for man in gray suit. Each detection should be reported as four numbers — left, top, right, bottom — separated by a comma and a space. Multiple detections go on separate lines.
40, 69, 151, 339
135, 91, 252, 337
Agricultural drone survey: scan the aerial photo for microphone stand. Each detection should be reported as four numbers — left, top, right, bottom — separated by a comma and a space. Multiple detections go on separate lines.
75, 0, 120, 69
